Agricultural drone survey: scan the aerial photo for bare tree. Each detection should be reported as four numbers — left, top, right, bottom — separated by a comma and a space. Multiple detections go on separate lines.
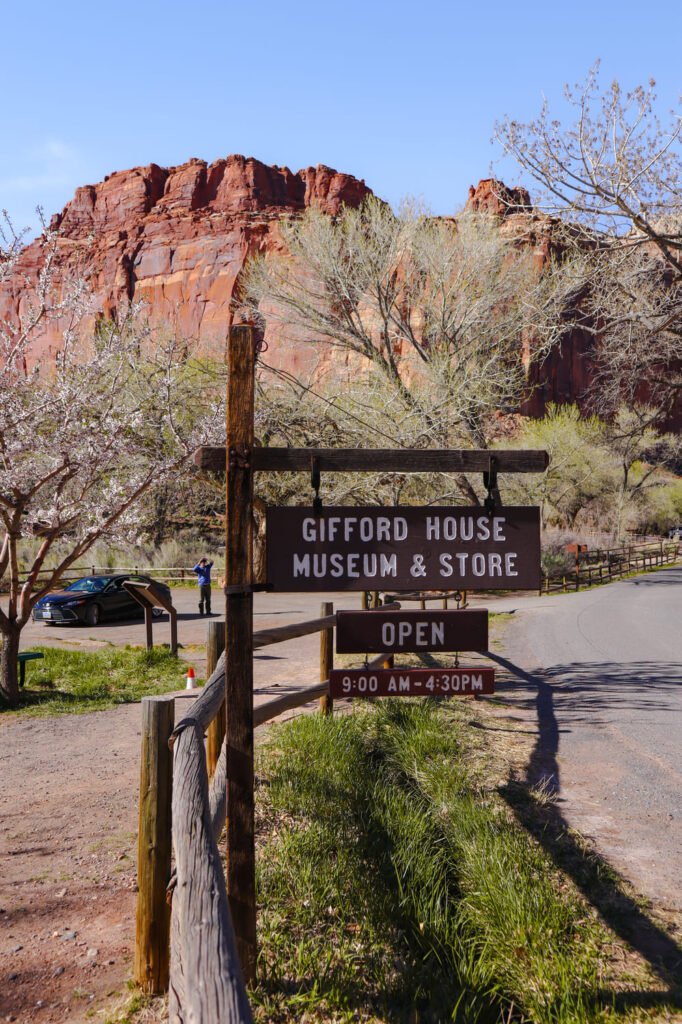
244, 196, 579, 501
0, 216, 223, 705
496, 66, 682, 417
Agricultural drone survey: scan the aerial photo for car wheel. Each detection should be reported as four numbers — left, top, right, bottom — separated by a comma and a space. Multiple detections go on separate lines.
152, 607, 164, 619
84, 604, 101, 627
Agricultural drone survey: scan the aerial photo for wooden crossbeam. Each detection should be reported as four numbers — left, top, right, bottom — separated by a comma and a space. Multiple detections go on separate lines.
194, 447, 549, 474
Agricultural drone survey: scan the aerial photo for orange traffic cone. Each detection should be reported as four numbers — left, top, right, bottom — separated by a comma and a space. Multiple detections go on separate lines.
186, 666, 197, 690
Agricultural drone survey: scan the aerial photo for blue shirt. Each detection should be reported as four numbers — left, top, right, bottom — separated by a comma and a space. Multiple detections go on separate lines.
193, 562, 213, 587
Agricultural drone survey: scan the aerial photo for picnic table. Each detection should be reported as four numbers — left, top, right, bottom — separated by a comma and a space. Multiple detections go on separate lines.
18, 651, 44, 688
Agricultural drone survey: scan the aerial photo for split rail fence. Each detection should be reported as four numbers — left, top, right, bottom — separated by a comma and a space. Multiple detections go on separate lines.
135, 600, 398, 1021
540, 540, 679, 594
16, 540, 680, 594
15, 564, 203, 588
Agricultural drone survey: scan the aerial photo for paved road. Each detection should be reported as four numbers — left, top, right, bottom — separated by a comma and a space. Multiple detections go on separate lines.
496, 567, 682, 914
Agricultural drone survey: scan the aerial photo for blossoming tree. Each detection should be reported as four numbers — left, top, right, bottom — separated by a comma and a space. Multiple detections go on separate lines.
0, 215, 223, 705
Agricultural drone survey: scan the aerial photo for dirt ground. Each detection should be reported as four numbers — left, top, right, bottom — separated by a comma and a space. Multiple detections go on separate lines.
0, 704, 142, 1023
0, 589, 368, 1023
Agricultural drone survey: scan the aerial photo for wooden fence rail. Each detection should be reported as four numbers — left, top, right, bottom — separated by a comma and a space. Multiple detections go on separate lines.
136, 598, 401, 1014
13, 564, 211, 589
141, 538, 679, 1011
541, 542, 679, 594
169, 710, 252, 1023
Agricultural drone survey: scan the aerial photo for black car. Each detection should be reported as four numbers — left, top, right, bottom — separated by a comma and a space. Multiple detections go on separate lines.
32, 574, 172, 627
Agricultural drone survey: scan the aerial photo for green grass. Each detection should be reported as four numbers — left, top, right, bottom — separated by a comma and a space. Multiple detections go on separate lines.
253, 700, 677, 1023
2, 645, 192, 716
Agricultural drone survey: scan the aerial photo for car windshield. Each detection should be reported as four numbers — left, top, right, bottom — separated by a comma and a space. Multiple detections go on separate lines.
65, 577, 111, 594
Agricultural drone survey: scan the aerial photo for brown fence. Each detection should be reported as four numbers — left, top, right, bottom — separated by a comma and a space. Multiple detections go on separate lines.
135, 600, 397, 1019
14, 565, 203, 590
541, 541, 679, 594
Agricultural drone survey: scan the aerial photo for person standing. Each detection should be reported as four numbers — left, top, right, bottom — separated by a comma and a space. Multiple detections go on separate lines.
193, 557, 214, 616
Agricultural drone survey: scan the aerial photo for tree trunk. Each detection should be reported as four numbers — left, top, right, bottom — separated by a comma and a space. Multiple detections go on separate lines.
0, 625, 21, 707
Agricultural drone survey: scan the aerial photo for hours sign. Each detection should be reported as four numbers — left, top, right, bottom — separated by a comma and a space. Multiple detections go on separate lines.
266, 506, 540, 592
329, 667, 496, 698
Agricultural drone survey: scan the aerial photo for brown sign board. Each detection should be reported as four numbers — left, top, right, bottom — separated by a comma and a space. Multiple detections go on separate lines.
122, 580, 174, 613
335, 609, 488, 654
266, 506, 540, 592
329, 667, 495, 698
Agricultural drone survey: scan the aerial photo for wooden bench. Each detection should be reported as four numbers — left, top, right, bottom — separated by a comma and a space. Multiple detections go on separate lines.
18, 651, 44, 688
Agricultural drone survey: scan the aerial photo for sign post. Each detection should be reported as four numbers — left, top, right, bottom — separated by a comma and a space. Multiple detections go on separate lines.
224, 325, 257, 983
196, 421, 548, 983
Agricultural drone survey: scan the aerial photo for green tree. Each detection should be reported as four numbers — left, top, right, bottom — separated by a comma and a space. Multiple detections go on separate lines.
498, 405, 616, 530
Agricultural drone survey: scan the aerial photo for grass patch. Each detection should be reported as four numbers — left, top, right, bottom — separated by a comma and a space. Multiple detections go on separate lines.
2, 646, 191, 716
254, 699, 679, 1023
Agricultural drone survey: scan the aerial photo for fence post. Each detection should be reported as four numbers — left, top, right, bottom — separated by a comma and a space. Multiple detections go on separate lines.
319, 601, 334, 716
206, 620, 226, 780
135, 695, 175, 994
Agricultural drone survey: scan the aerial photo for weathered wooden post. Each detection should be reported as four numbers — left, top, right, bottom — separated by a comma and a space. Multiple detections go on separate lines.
206, 619, 226, 779
225, 324, 257, 983
144, 607, 153, 652
169, 606, 178, 657
319, 601, 334, 716
135, 695, 175, 994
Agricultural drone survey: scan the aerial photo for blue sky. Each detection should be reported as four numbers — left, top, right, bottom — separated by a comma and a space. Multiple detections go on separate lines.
2, 0, 680, 233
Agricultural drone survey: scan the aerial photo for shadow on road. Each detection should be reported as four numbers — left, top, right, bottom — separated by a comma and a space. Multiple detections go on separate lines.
628, 568, 682, 586
487, 651, 682, 1005
496, 657, 682, 732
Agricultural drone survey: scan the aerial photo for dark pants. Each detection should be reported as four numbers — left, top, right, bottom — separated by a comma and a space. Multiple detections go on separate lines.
199, 584, 212, 615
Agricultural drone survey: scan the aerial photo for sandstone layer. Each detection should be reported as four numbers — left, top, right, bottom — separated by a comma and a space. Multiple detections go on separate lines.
2, 155, 371, 375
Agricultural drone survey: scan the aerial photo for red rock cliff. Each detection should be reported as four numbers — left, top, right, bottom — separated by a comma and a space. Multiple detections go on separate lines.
2, 155, 372, 370
2, 156, 599, 410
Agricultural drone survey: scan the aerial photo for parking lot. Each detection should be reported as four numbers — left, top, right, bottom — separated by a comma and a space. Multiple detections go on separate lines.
13, 584, 373, 684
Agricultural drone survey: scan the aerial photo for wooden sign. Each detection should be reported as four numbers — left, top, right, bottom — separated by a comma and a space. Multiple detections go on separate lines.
335, 609, 488, 654
266, 506, 540, 592
329, 667, 495, 698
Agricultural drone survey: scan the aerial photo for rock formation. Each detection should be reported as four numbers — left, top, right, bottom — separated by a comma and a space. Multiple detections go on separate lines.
1, 155, 372, 372
1, 155, 596, 408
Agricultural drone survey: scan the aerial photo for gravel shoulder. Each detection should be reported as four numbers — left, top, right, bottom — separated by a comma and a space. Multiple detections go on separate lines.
0, 589, 367, 1022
